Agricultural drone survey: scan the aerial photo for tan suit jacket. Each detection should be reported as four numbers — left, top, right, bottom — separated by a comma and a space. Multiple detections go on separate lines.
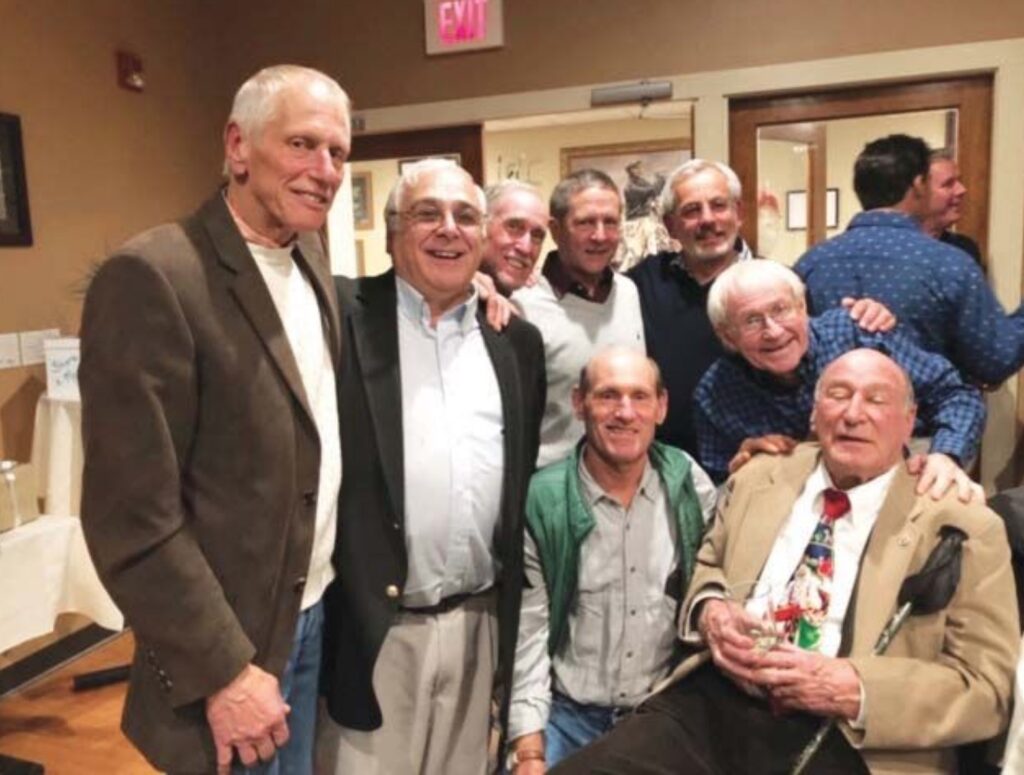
80, 192, 340, 773
665, 443, 1019, 775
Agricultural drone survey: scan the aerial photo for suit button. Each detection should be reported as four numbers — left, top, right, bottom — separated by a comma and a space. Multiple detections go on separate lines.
385, 584, 400, 599
392, 522, 400, 531
294, 577, 307, 593
303, 491, 317, 507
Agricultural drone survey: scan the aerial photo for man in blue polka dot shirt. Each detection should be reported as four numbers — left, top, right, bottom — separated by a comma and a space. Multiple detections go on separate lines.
794, 133, 1024, 385
694, 260, 985, 501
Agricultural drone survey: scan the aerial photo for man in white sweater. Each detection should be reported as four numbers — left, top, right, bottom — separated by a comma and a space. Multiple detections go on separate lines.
514, 169, 646, 467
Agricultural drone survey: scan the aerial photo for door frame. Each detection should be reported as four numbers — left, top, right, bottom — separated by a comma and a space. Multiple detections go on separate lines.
348, 123, 484, 182
729, 75, 993, 265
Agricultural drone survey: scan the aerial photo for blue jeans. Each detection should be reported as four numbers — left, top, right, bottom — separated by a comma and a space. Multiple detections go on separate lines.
233, 599, 324, 775
546, 692, 628, 767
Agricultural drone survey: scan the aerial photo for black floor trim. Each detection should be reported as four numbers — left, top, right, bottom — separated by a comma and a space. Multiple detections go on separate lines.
0, 624, 116, 697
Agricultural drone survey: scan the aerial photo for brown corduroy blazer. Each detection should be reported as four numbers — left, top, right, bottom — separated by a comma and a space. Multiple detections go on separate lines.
79, 191, 340, 773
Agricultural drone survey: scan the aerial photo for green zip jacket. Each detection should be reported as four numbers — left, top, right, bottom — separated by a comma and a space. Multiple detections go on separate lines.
524, 441, 707, 656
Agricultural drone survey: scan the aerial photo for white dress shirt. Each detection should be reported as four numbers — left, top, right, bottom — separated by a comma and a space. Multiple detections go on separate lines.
396, 277, 505, 608
754, 462, 896, 658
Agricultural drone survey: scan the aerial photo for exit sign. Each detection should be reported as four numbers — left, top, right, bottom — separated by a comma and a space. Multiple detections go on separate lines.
424, 0, 504, 55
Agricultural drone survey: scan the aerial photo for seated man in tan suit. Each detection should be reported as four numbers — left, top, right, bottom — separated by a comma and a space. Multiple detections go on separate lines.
554, 349, 1019, 774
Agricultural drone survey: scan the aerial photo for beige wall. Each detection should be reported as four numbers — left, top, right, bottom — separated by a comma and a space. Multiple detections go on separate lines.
0, 1, 223, 459
206, 0, 1024, 111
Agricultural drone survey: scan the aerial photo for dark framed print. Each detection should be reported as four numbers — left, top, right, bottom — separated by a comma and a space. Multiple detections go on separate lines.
351, 171, 374, 230
0, 113, 32, 247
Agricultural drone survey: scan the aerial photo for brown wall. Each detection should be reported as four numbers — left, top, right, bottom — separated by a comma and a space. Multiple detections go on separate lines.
0, 1, 224, 458
3, 0, 1024, 459
207, 0, 1024, 110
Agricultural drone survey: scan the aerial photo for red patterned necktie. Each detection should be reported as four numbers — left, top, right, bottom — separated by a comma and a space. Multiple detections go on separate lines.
777, 487, 851, 650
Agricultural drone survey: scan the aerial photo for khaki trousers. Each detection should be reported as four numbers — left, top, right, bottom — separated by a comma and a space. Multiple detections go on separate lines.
316, 591, 498, 775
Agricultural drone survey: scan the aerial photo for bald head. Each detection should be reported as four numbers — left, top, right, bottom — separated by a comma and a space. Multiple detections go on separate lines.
812, 349, 917, 488
577, 346, 664, 398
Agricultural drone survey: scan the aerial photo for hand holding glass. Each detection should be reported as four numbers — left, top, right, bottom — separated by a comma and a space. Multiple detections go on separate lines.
726, 580, 782, 651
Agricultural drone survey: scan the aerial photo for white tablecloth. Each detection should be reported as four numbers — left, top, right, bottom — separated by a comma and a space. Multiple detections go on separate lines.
30, 393, 83, 517
0, 514, 122, 653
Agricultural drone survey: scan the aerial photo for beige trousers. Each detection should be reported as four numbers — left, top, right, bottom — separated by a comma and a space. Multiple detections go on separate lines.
316, 592, 498, 775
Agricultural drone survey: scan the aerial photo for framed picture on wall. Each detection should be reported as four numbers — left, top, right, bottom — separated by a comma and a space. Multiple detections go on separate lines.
0, 113, 33, 247
785, 190, 808, 231
559, 139, 692, 271
559, 139, 691, 219
786, 188, 840, 231
352, 171, 374, 230
826, 188, 839, 229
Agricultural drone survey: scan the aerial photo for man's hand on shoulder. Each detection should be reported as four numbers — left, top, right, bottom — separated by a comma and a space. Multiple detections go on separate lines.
473, 271, 516, 331
842, 296, 896, 333
728, 434, 799, 475
205, 663, 290, 774
906, 452, 984, 503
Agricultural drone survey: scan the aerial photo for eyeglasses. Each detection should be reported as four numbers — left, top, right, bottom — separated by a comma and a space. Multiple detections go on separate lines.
735, 300, 800, 336
398, 203, 484, 231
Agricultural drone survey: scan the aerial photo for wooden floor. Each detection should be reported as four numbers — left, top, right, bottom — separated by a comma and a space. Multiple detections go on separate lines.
0, 632, 154, 774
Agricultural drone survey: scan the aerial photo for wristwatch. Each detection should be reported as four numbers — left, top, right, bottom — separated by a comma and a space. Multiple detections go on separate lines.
505, 748, 545, 771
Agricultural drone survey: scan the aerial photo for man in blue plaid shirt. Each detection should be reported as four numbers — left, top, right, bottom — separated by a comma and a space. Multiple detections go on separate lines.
694, 260, 985, 499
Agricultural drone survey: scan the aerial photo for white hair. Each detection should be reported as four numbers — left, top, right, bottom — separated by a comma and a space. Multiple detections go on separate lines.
227, 64, 350, 139
658, 159, 742, 217
706, 260, 805, 331
384, 158, 486, 233
484, 179, 545, 212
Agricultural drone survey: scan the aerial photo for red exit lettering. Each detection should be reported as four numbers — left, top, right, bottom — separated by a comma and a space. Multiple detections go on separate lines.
438, 0, 488, 44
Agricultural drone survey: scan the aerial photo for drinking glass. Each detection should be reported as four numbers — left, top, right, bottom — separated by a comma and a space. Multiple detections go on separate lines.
726, 579, 781, 651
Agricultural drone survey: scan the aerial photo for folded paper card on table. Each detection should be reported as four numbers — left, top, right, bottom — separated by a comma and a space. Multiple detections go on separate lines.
44, 337, 80, 402
0, 460, 40, 533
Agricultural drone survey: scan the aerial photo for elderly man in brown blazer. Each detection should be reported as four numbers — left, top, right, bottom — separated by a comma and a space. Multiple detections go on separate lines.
554, 349, 1018, 775
79, 65, 349, 775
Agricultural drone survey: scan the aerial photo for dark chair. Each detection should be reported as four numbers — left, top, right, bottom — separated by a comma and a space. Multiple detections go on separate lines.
958, 487, 1024, 774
